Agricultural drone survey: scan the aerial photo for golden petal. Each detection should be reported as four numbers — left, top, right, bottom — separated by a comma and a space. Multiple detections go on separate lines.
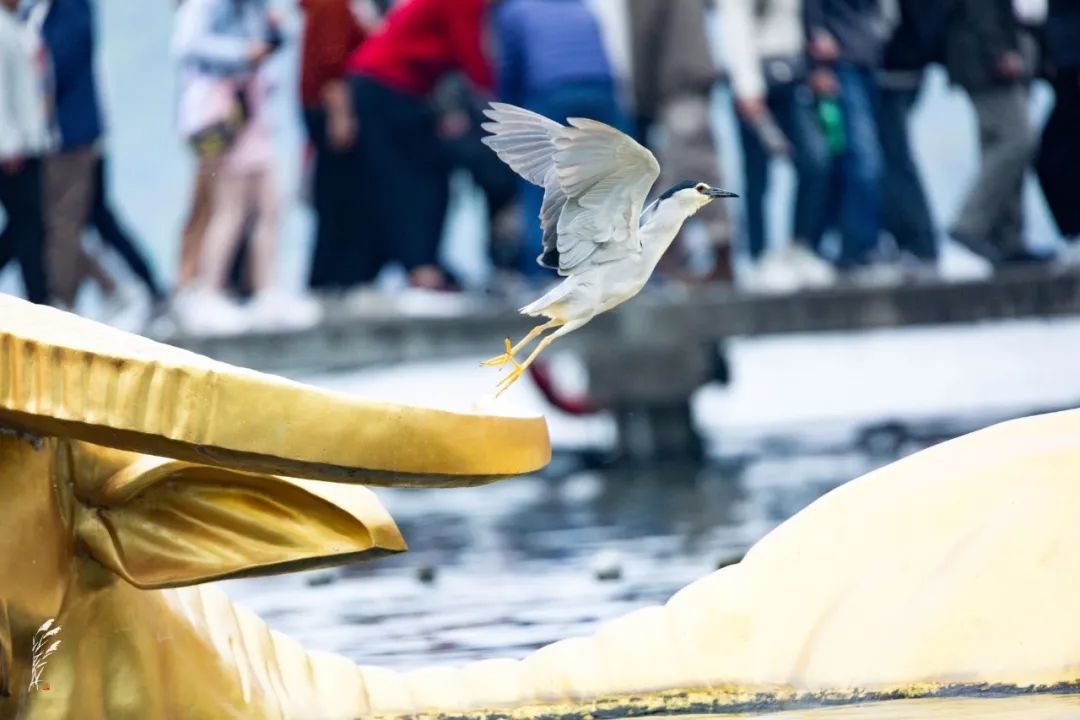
0, 295, 550, 484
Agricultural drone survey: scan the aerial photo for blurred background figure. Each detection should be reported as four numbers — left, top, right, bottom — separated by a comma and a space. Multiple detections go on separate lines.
718, 0, 835, 293
804, 0, 894, 274
172, 0, 214, 295
0, 0, 50, 305
342, 0, 493, 293
492, 0, 622, 281
629, 0, 733, 283
341, 0, 494, 295
173, 0, 319, 334
33, 0, 127, 312
87, 155, 168, 316
1037, 0, 1080, 254
300, 0, 370, 293
432, 75, 519, 291
876, 0, 950, 276
944, 0, 1041, 267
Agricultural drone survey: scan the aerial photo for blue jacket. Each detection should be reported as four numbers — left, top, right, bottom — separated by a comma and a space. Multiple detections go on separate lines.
493, 0, 613, 107
41, 0, 102, 150
803, 0, 893, 69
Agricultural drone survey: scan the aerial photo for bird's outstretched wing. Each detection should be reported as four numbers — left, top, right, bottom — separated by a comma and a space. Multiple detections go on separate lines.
481, 102, 661, 276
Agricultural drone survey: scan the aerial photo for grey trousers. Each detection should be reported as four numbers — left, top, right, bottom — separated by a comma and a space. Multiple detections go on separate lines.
44, 147, 114, 305
952, 84, 1036, 257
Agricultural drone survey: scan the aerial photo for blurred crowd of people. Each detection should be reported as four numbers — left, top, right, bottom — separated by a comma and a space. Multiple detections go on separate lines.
1, 0, 1079, 334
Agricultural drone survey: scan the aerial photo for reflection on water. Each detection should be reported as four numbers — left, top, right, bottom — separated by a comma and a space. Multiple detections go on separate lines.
726, 694, 1080, 719
220, 415, 980, 671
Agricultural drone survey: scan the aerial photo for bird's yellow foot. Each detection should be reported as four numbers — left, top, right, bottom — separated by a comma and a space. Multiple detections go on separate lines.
481, 338, 522, 371
495, 365, 526, 397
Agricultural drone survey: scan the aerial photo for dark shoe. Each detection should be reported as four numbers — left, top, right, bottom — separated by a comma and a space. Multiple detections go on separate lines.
949, 229, 1003, 265
1000, 248, 1056, 266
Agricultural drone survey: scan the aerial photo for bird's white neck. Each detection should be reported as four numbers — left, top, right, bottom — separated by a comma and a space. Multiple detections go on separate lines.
639, 198, 706, 268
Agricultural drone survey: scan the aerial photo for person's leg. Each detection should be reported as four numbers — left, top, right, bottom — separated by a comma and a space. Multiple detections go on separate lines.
248, 169, 279, 293
1037, 69, 1080, 237
0, 159, 49, 303
341, 77, 393, 286
90, 156, 166, 300
737, 107, 771, 260
0, 226, 12, 274
199, 170, 252, 290
952, 85, 1036, 258
779, 82, 833, 253
834, 66, 883, 266
177, 157, 218, 289
305, 109, 341, 289
410, 111, 451, 277
44, 147, 104, 306
876, 82, 937, 260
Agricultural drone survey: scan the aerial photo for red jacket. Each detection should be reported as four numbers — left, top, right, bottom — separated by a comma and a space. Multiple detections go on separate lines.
300, 0, 367, 109
345, 0, 493, 97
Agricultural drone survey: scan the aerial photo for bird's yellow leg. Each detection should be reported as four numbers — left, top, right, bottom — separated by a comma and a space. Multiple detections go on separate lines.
481, 321, 557, 369
481, 337, 523, 370
496, 334, 558, 397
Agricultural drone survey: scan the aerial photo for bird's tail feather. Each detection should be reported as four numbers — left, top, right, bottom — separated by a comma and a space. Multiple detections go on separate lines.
519, 281, 572, 317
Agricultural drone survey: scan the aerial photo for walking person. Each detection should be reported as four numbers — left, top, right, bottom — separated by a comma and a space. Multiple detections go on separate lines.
945, 0, 1041, 266
342, 0, 494, 291
87, 155, 168, 308
173, 0, 319, 334
299, 0, 369, 291
34, 0, 124, 310
718, 0, 835, 292
875, 0, 953, 273
1036, 0, 1080, 249
803, 0, 895, 272
630, 0, 734, 282
0, 0, 51, 305
493, 0, 623, 279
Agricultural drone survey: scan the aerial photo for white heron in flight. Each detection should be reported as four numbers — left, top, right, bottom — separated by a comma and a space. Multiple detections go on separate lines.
480, 102, 738, 396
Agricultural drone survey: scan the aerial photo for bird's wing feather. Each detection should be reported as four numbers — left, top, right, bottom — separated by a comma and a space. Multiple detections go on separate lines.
482, 103, 660, 276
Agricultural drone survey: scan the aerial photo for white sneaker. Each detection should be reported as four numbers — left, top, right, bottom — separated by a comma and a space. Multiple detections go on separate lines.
1055, 241, 1080, 269
785, 243, 837, 288
246, 289, 324, 332
899, 256, 941, 283
171, 287, 250, 337
842, 262, 906, 287
395, 287, 481, 317
740, 248, 802, 294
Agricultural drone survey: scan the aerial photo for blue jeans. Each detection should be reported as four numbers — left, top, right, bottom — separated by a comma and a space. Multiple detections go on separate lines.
824, 65, 883, 266
519, 81, 624, 276
876, 81, 937, 260
737, 81, 831, 259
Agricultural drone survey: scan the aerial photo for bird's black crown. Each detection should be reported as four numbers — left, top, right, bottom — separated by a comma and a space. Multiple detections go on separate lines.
657, 181, 699, 201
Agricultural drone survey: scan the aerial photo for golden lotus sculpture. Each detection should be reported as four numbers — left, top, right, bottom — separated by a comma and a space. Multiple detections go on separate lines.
0, 294, 550, 719
3, 293, 1080, 719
